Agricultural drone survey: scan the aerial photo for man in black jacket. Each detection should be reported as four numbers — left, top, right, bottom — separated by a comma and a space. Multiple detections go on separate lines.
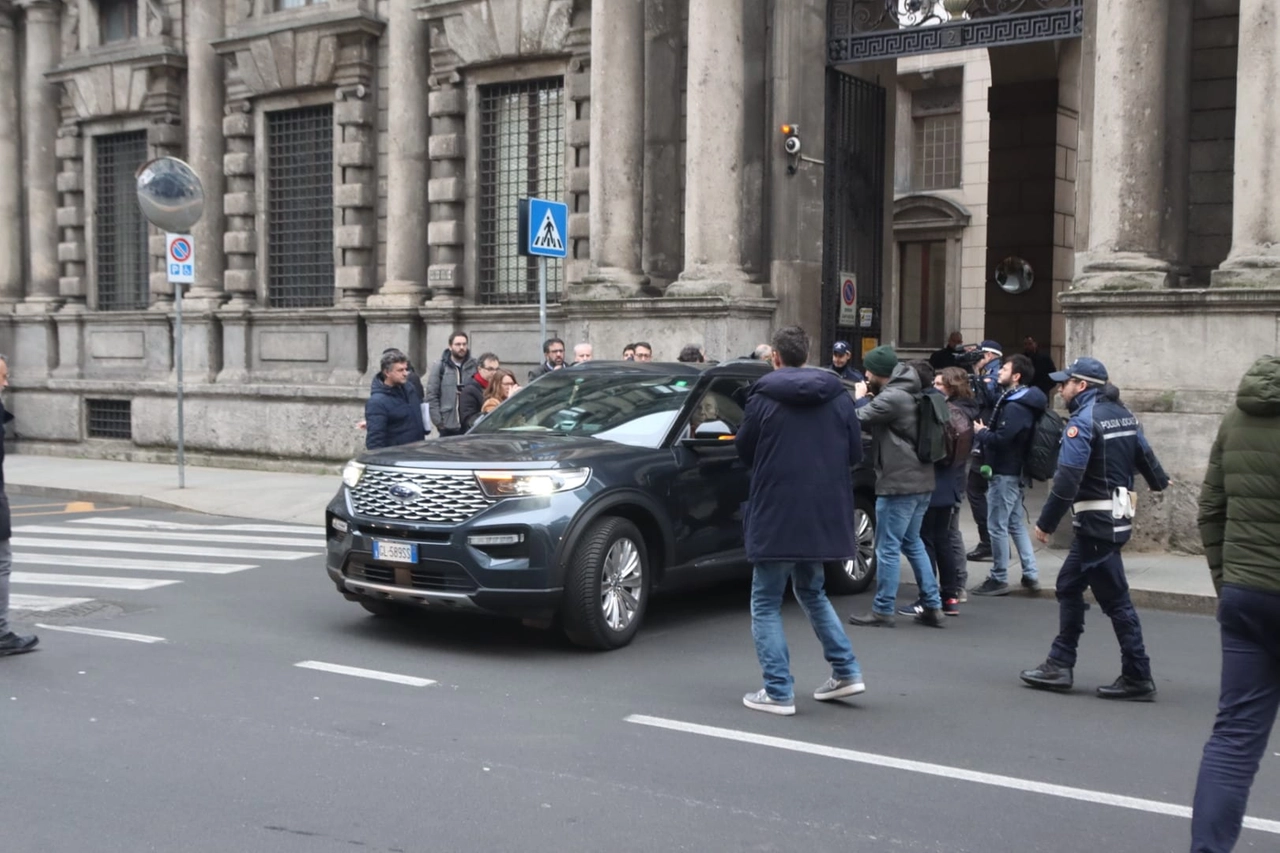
366, 349, 427, 449
736, 326, 864, 716
970, 353, 1047, 597
458, 352, 500, 431
528, 338, 566, 382
0, 356, 36, 656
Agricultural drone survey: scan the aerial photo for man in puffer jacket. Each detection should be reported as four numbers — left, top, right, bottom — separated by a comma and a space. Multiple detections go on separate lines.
366, 349, 426, 450
970, 353, 1047, 597
1191, 355, 1280, 852
848, 346, 946, 629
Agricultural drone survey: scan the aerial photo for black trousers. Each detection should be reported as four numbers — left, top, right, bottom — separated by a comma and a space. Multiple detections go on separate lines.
948, 505, 968, 590
966, 467, 990, 546
1048, 535, 1151, 680
920, 505, 961, 599
1191, 584, 1280, 853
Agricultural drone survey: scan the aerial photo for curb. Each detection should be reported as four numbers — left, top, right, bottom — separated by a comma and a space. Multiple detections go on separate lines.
898, 581, 1216, 617
8, 483, 200, 515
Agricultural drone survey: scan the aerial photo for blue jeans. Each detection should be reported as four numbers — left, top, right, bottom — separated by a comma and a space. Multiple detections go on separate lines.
751, 561, 860, 701
1048, 535, 1150, 680
986, 474, 1038, 584
1191, 585, 1280, 852
872, 493, 941, 615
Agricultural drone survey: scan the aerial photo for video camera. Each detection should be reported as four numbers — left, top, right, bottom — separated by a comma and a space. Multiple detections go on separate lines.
951, 346, 985, 369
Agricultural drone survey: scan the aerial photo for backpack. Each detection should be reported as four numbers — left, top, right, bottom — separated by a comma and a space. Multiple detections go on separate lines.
1024, 408, 1066, 481
912, 391, 950, 465
941, 400, 973, 467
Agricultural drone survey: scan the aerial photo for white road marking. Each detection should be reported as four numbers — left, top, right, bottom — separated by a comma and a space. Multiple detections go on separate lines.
293, 660, 436, 687
10, 537, 315, 561
14, 553, 256, 575
11, 572, 181, 591
69, 517, 325, 536
15, 525, 323, 548
9, 593, 94, 612
624, 715, 1280, 836
34, 624, 167, 644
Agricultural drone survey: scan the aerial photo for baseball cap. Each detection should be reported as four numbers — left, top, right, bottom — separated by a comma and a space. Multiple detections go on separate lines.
979, 340, 1003, 356
1049, 357, 1108, 384
833, 341, 852, 355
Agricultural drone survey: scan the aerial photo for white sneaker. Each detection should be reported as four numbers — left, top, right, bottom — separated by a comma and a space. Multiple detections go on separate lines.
814, 676, 866, 701
742, 689, 796, 716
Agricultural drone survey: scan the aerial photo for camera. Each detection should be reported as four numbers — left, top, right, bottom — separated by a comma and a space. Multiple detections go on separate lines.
783, 135, 802, 156
952, 346, 984, 368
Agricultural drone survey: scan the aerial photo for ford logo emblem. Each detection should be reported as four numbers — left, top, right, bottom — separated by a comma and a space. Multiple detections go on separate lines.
388, 482, 423, 501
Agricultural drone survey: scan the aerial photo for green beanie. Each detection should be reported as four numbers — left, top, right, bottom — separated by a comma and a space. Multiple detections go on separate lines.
862, 345, 898, 378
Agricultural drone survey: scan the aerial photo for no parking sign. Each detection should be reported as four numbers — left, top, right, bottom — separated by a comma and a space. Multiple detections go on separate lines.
166, 233, 195, 284
837, 271, 857, 326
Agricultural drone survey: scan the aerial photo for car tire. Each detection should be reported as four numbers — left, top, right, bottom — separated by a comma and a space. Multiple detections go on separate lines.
561, 516, 650, 650
359, 599, 412, 618
823, 493, 877, 595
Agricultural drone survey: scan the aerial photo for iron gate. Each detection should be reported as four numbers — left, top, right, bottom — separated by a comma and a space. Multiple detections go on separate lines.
821, 70, 885, 360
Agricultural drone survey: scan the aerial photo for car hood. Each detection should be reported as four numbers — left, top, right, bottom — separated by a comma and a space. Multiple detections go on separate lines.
356, 434, 651, 471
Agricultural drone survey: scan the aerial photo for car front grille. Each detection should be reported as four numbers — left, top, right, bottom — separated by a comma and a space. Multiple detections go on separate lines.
346, 560, 479, 593
350, 467, 491, 524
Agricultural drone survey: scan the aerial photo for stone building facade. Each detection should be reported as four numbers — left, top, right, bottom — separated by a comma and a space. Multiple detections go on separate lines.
0, 0, 1275, 547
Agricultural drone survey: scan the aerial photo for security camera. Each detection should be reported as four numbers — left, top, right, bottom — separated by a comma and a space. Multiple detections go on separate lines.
783, 135, 802, 156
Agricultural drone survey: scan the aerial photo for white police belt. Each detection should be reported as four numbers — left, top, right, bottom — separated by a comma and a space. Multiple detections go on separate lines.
1072, 488, 1136, 520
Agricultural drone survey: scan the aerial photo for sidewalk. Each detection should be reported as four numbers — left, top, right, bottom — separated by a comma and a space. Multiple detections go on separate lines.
2, 454, 1218, 614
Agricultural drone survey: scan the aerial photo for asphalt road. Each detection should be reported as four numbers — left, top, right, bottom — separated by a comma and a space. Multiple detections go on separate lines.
3, 496, 1277, 853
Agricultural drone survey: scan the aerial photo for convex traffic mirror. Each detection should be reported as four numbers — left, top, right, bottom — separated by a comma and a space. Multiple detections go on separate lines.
135, 157, 205, 232
994, 256, 1034, 294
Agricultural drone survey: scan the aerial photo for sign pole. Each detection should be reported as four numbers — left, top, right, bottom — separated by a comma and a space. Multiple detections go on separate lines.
538, 256, 548, 348
174, 271, 186, 489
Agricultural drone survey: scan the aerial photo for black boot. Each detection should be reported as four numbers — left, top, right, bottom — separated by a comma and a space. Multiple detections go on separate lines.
0, 632, 39, 657
1020, 659, 1073, 691
966, 542, 993, 562
913, 607, 947, 628
1096, 675, 1157, 702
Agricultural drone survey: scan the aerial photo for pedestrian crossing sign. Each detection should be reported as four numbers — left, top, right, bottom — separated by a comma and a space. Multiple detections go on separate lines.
520, 197, 569, 259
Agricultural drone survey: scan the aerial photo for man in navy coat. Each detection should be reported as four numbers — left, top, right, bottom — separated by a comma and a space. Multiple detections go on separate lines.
735, 326, 864, 716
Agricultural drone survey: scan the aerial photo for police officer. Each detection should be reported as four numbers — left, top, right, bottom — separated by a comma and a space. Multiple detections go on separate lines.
827, 341, 865, 383
965, 340, 1004, 562
1019, 357, 1170, 701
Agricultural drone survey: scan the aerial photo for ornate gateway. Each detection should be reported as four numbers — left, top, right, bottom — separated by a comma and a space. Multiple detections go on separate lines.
827, 0, 1084, 63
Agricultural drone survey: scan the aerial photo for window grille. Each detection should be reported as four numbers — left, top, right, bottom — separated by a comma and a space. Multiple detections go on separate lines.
95, 131, 150, 311
87, 399, 132, 440
100, 0, 138, 44
266, 105, 334, 309
912, 112, 962, 191
478, 78, 566, 305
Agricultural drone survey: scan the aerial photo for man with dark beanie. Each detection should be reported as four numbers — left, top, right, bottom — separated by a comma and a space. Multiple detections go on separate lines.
848, 345, 946, 629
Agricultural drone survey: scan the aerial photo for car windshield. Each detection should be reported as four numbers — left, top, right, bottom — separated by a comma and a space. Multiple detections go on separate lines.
468, 372, 695, 448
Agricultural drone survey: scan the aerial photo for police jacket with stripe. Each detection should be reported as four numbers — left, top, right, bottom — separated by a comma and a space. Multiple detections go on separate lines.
1035, 386, 1169, 544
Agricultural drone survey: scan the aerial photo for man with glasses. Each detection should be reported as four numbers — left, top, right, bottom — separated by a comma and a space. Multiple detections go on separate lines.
633, 342, 653, 362
459, 352, 501, 431
1019, 357, 1169, 701
528, 338, 566, 382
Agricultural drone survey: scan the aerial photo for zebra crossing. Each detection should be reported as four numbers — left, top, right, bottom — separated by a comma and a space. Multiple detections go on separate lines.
9, 515, 325, 615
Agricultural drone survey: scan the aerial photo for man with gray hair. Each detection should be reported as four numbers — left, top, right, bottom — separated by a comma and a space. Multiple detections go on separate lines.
0, 356, 37, 656
366, 349, 427, 449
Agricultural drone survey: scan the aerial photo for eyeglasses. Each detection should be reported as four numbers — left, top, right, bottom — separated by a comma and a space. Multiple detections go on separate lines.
481, 364, 499, 372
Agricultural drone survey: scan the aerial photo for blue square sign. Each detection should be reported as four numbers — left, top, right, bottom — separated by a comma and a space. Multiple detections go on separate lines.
526, 197, 568, 259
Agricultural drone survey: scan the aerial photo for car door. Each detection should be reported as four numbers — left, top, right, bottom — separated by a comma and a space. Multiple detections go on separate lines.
666, 376, 754, 579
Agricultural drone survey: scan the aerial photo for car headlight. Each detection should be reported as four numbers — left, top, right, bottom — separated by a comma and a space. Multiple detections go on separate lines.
342, 460, 366, 488
474, 468, 591, 499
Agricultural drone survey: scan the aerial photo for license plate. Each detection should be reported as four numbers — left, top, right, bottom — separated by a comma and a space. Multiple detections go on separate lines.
372, 540, 418, 564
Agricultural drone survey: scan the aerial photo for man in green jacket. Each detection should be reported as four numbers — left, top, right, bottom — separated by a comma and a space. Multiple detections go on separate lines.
1191, 354, 1280, 852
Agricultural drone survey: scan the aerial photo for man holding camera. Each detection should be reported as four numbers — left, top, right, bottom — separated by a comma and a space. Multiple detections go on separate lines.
965, 340, 1004, 561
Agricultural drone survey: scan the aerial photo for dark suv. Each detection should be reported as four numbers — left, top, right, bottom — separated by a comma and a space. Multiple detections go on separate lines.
326, 360, 876, 649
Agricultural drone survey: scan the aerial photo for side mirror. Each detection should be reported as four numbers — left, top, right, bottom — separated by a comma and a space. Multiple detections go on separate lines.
681, 421, 736, 448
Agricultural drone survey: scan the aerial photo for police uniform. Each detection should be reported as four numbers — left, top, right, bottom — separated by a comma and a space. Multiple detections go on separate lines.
1020, 357, 1170, 700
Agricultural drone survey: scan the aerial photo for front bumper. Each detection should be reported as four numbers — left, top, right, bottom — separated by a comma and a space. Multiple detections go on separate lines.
325, 487, 582, 621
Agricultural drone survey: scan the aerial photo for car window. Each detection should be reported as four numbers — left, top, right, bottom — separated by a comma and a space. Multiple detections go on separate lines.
468, 371, 697, 448
677, 377, 752, 440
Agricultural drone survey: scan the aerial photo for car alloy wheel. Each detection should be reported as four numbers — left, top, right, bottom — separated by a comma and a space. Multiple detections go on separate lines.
600, 537, 644, 632
844, 506, 875, 584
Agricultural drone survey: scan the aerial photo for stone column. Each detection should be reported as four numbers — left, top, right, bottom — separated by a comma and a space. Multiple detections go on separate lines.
666, 0, 761, 298
1073, 0, 1175, 290
0, 4, 23, 306
370, 0, 430, 307
574, 0, 648, 297
184, 0, 227, 309
1212, 0, 1280, 288
16, 0, 63, 311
